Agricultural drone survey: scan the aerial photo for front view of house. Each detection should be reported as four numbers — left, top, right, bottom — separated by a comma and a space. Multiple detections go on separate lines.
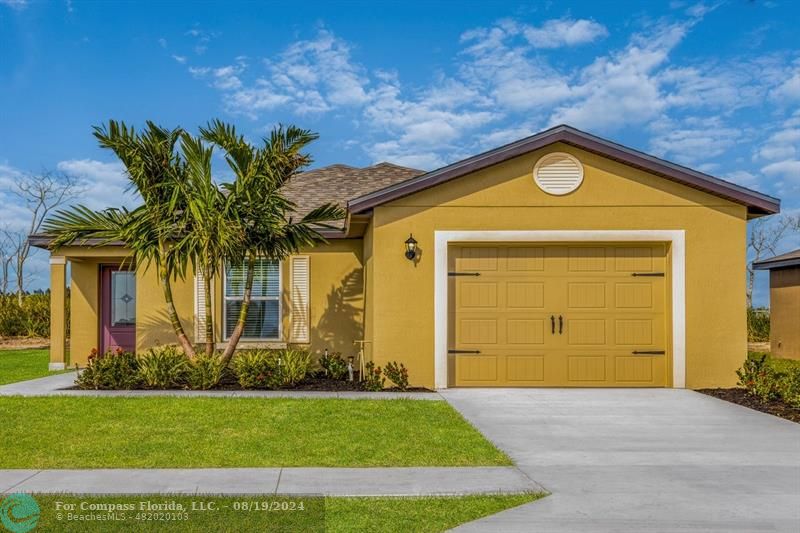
33, 125, 780, 389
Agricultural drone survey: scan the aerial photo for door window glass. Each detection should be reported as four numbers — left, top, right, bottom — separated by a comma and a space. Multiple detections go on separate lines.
111, 271, 136, 326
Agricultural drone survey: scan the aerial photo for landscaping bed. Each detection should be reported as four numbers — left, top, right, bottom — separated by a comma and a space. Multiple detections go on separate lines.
17, 493, 542, 532
0, 397, 511, 468
73, 346, 424, 393
697, 388, 800, 423
696, 352, 800, 424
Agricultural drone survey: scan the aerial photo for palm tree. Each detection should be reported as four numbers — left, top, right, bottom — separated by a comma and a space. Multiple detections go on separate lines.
200, 120, 345, 367
42, 121, 198, 356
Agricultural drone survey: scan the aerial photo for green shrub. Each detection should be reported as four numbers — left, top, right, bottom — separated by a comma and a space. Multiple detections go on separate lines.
233, 350, 282, 389
747, 307, 770, 342
319, 351, 348, 380
137, 345, 189, 389
278, 349, 311, 386
187, 352, 226, 390
75, 348, 141, 390
0, 293, 57, 338
384, 361, 409, 391
362, 361, 385, 391
737, 353, 800, 407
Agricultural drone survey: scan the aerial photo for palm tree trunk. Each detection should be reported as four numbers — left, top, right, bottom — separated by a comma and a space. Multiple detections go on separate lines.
157, 245, 195, 357
204, 264, 214, 356
220, 252, 255, 368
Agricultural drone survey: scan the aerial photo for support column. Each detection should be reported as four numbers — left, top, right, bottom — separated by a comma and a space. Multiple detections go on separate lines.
49, 256, 67, 370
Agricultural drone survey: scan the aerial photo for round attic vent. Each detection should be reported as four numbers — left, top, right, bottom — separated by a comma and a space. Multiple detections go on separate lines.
533, 152, 584, 195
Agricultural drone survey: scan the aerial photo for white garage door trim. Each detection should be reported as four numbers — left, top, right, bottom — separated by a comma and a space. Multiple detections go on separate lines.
434, 230, 686, 389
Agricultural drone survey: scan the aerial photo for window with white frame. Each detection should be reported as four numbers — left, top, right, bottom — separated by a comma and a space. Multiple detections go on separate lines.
224, 258, 281, 339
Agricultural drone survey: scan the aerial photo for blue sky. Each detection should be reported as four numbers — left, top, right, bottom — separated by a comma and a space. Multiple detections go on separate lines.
1, 0, 798, 302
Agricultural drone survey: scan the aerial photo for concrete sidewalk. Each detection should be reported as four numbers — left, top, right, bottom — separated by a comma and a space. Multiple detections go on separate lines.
0, 372, 442, 400
0, 467, 542, 496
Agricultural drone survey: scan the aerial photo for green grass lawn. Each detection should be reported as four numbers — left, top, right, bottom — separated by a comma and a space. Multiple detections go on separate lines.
748, 351, 800, 373
16, 493, 542, 532
0, 348, 62, 386
0, 397, 510, 468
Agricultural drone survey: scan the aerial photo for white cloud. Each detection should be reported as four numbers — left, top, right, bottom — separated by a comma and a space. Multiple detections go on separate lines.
172, 55, 187, 64
649, 117, 743, 164
523, 18, 608, 48
548, 20, 691, 130
770, 67, 800, 102
56, 159, 136, 210
0, 0, 28, 10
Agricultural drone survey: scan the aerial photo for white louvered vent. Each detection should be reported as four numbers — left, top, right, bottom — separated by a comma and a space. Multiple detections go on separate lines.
290, 256, 310, 343
194, 270, 207, 343
533, 152, 584, 195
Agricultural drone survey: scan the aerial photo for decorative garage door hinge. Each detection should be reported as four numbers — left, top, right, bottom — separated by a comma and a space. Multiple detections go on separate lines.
632, 350, 666, 355
448, 349, 482, 354
631, 272, 665, 277
448, 272, 481, 276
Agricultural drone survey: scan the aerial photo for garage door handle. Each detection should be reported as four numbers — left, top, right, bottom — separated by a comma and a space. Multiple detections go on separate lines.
448, 350, 482, 354
550, 315, 555, 334
632, 350, 666, 355
559, 315, 563, 334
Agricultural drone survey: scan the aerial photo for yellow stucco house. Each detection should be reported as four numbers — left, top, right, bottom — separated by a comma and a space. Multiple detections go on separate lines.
32, 125, 780, 389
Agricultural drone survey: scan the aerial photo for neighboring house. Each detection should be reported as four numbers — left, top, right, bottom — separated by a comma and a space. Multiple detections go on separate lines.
753, 249, 800, 359
31, 125, 781, 389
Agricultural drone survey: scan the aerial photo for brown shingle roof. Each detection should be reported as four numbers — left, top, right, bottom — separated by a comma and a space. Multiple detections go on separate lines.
283, 162, 424, 227
753, 249, 800, 270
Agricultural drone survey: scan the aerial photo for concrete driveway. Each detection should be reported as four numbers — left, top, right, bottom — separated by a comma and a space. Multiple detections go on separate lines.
442, 389, 800, 532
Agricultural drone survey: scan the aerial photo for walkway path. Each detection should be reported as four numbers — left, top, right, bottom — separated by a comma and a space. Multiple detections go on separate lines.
0, 467, 540, 496
443, 388, 800, 533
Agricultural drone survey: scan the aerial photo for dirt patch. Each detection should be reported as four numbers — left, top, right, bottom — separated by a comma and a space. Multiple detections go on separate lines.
747, 342, 770, 353
697, 388, 800, 423
0, 337, 50, 350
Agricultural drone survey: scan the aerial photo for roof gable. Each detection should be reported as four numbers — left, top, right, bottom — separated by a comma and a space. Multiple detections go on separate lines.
347, 125, 780, 217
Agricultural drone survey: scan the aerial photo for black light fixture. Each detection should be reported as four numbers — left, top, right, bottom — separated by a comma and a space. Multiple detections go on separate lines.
404, 234, 418, 261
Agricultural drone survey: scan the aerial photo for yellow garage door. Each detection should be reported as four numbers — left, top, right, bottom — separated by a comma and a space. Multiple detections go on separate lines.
451, 244, 668, 387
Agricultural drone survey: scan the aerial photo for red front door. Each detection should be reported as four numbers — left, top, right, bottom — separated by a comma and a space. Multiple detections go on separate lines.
100, 265, 136, 353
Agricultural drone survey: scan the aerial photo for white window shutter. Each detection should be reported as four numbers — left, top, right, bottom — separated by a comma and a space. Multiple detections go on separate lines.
194, 270, 207, 343
290, 256, 310, 343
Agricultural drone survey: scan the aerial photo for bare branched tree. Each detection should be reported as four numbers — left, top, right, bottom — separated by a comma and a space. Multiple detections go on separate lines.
10, 170, 81, 304
747, 214, 800, 307
0, 228, 21, 295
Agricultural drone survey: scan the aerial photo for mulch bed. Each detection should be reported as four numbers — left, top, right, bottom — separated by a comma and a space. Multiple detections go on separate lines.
697, 388, 800, 423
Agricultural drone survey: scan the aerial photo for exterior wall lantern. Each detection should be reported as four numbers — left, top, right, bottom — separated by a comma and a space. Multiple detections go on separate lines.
404, 234, 418, 261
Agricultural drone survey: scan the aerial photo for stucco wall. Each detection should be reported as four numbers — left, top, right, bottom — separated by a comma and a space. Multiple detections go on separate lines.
135, 263, 194, 352
770, 267, 800, 359
365, 142, 748, 389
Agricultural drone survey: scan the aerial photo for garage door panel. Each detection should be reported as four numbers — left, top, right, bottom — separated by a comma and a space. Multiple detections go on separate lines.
615, 282, 654, 308
507, 319, 545, 345
567, 282, 606, 308
507, 247, 544, 271
459, 319, 497, 345
567, 355, 607, 381
568, 247, 607, 271
615, 356, 655, 382
459, 282, 498, 308
458, 247, 498, 271
567, 319, 607, 345
507, 282, 544, 308
456, 355, 498, 382
615, 319, 654, 345
507, 356, 544, 381
615, 247, 654, 272
453, 243, 667, 387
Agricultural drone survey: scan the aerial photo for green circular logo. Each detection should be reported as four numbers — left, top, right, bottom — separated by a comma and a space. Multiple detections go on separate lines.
0, 494, 40, 533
